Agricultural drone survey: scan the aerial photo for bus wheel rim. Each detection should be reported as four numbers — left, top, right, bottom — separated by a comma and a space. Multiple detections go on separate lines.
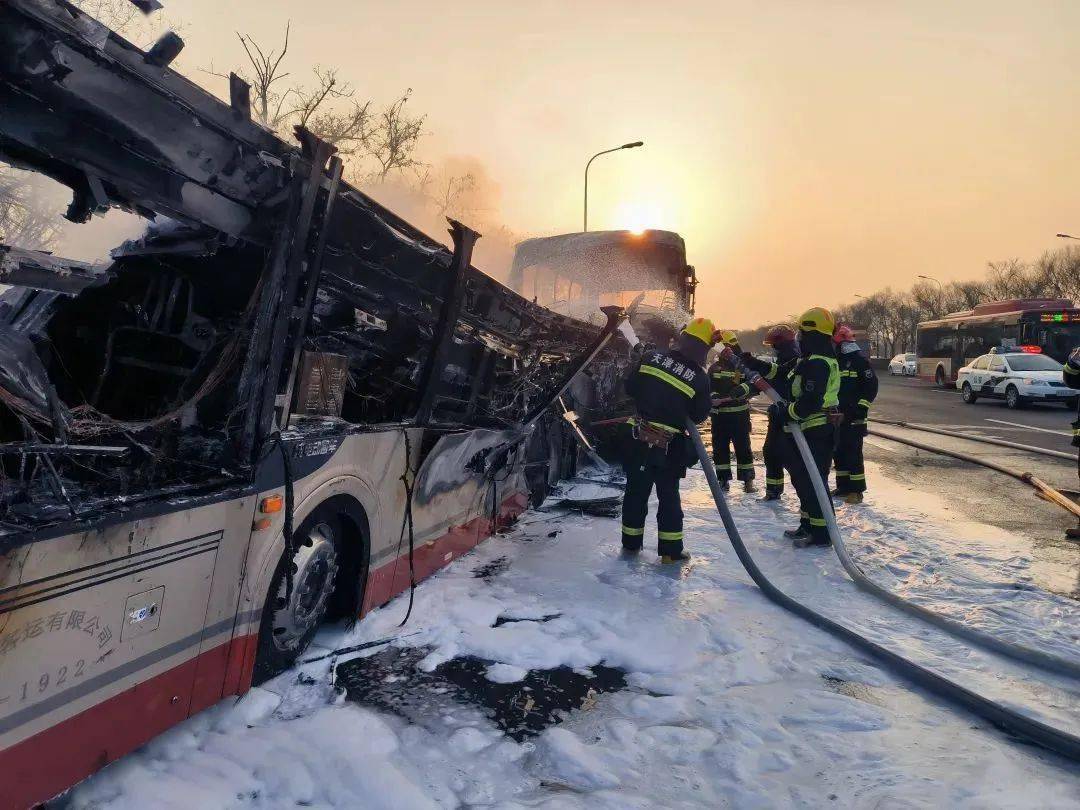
271, 522, 339, 654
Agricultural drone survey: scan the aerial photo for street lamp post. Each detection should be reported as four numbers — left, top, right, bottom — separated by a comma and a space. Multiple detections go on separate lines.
917, 274, 942, 291
1056, 232, 1080, 241
583, 141, 643, 232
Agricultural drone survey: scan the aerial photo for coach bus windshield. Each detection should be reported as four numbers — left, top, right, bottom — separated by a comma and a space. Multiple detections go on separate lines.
508, 230, 696, 323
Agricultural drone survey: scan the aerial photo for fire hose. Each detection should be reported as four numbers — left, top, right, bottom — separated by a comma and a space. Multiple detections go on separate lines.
871, 417, 1076, 462
866, 426, 1080, 522
748, 405, 1080, 522
686, 416, 1080, 762
718, 346, 1080, 680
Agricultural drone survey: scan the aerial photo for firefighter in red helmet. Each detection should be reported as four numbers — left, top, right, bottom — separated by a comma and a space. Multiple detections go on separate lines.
740, 324, 800, 500
832, 324, 878, 504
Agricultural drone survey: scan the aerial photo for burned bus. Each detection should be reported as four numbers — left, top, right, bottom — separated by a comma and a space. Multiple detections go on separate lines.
509, 230, 698, 457
510, 229, 697, 346
0, 2, 637, 805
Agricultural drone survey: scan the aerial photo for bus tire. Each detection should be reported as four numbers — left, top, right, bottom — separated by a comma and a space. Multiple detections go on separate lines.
1005, 385, 1025, 410
961, 382, 977, 404
253, 508, 342, 684
934, 366, 946, 388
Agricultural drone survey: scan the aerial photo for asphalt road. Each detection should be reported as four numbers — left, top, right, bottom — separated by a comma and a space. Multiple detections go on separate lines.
859, 374, 1079, 598
872, 372, 1077, 455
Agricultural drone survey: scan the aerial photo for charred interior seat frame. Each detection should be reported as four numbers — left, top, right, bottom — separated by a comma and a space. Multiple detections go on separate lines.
0, 0, 631, 542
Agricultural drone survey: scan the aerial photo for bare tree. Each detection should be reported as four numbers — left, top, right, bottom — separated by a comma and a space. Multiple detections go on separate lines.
984, 257, 1038, 300
232, 25, 294, 131
1030, 247, 1080, 301
0, 169, 63, 250
910, 279, 945, 320
942, 280, 986, 312
72, 0, 142, 33
223, 25, 419, 175
417, 170, 477, 219
366, 91, 426, 181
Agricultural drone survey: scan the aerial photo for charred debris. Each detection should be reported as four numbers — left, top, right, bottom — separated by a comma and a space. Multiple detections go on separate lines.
0, 0, 643, 540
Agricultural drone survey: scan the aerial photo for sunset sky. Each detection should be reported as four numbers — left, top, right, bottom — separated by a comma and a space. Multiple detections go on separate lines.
92, 1, 1080, 326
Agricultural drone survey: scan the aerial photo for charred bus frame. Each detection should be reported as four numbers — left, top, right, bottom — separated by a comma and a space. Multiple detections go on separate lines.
0, 2, 633, 805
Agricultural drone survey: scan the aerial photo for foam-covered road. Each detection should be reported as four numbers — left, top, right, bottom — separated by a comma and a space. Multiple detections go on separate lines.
61, 460, 1080, 809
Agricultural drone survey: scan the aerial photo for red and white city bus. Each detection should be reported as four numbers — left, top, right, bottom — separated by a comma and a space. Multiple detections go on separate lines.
0, 4, 636, 806
916, 298, 1080, 385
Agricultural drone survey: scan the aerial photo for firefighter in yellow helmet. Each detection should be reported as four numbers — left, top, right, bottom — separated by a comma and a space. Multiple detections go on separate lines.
708, 330, 757, 492
621, 317, 715, 562
774, 307, 841, 548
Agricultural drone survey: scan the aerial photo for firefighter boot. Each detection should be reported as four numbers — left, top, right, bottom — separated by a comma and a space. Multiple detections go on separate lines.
783, 523, 809, 540
743, 480, 757, 493
761, 489, 782, 502
661, 551, 692, 563
843, 492, 864, 505
793, 533, 832, 548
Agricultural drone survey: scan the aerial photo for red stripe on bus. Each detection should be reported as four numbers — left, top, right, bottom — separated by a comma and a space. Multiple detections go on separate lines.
1, 490, 528, 808
362, 491, 528, 612
0, 635, 248, 810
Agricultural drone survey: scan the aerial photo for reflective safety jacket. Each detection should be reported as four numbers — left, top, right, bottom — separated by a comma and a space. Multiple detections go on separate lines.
626, 347, 712, 434
837, 349, 878, 425
1065, 347, 1080, 447
786, 353, 840, 430
708, 359, 753, 414
742, 351, 799, 401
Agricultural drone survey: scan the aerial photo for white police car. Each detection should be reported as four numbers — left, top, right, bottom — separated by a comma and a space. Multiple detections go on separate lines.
956, 347, 1080, 409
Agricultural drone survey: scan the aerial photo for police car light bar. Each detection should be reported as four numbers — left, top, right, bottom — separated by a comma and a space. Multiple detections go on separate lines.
990, 344, 1042, 354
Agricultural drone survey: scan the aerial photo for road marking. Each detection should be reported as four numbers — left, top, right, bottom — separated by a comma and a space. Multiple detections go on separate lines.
984, 418, 1072, 438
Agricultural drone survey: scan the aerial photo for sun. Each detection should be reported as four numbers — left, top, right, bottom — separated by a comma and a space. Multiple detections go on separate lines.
614, 199, 663, 235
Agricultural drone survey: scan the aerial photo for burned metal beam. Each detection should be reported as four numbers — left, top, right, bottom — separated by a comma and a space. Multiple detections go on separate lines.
0, 245, 111, 295
0, 0, 288, 239
0, 443, 128, 457
414, 219, 479, 426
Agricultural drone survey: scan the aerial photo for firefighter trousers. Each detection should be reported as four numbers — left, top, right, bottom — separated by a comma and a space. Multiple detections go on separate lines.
711, 409, 755, 482
763, 416, 786, 495
621, 462, 684, 557
785, 423, 835, 543
833, 422, 867, 494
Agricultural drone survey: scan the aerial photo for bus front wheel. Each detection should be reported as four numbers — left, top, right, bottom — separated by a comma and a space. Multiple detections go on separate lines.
254, 511, 342, 683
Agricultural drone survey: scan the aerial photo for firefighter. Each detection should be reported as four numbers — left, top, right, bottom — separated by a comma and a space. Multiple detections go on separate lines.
708, 330, 756, 493
621, 317, 714, 562
774, 307, 840, 548
741, 324, 800, 500
1065, 346, 1080, 539
832, 324, 878, 504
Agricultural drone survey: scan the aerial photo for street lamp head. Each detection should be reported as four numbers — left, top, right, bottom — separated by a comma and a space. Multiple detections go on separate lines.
622, 141, 644, 149
1056, 233, 1078, 240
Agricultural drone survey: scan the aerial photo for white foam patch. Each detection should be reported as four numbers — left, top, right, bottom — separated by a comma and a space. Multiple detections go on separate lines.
65, 454, 1080, 808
